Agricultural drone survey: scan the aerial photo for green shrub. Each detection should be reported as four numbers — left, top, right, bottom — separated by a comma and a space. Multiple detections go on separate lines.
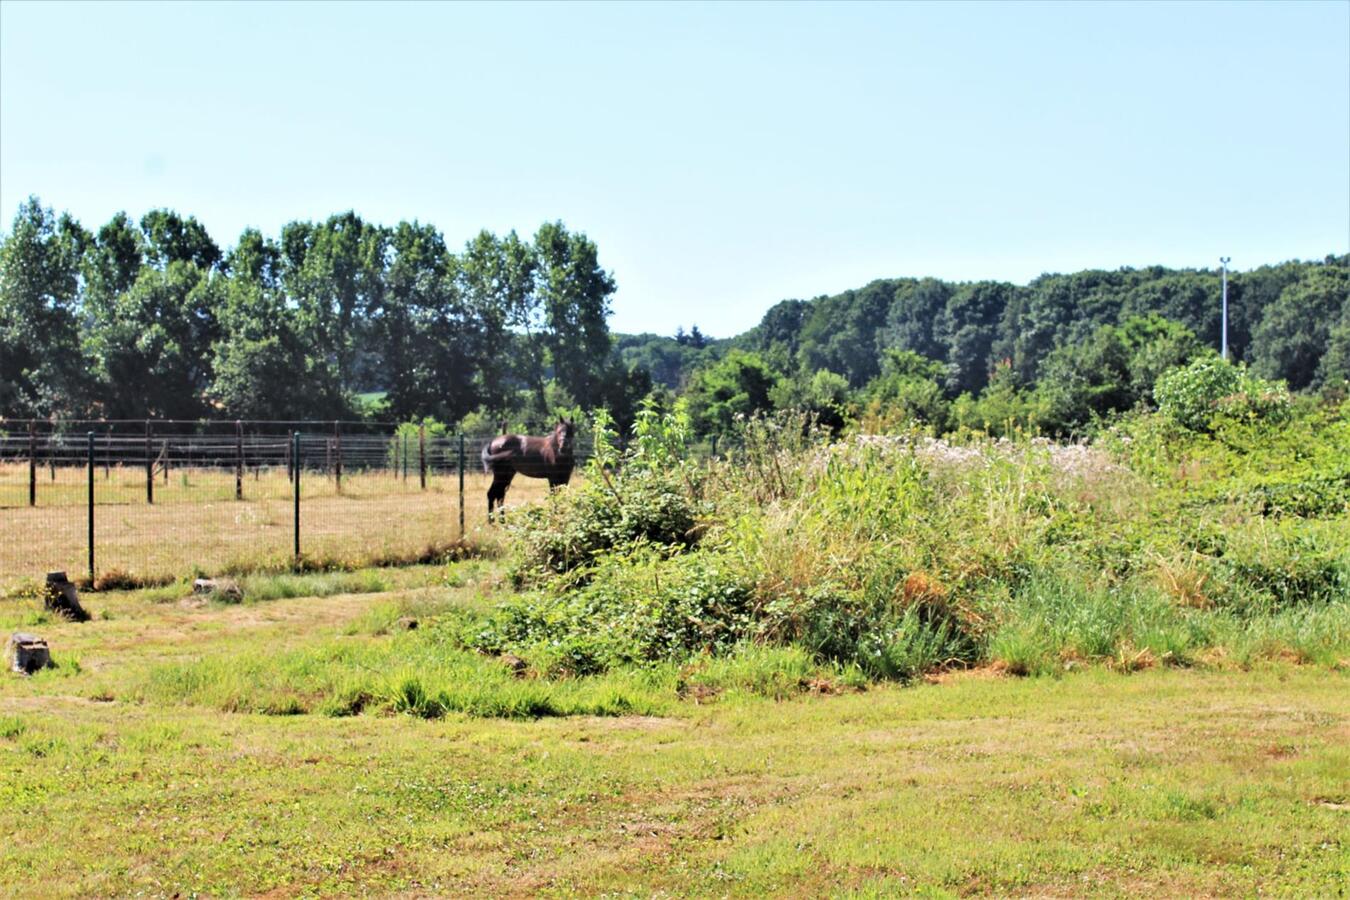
472, 547, 754, 674
510, 474, 702, 581
1155, 356, 1291, 431
1236, 468, 1350, 518
1216, 521, 1349, 612
509, 402, 708, 581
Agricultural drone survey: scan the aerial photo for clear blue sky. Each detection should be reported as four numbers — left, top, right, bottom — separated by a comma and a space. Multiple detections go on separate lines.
2, 0, 1347, 336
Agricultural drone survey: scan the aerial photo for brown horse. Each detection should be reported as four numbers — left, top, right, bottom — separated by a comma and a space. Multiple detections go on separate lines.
481, 419, 576, 520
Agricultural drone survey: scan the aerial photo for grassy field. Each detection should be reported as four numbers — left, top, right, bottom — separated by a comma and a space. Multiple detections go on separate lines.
0, 564, 1345, 896
1, 406, 1345, 895
0, 467, 552, 593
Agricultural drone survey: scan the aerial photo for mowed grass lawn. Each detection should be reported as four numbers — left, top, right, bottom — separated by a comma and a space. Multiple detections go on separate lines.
0, 565, 1346, 897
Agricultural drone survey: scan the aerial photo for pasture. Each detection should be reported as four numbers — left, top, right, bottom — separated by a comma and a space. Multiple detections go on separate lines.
0, 565, 1346, 896
0, 464, 552, 593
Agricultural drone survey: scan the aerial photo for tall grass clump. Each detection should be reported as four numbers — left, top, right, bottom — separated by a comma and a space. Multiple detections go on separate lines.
130, 630, 671, 719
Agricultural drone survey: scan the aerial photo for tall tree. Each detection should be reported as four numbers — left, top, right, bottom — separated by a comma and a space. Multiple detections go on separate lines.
279, 212, 385, 396
533, 221, 616, 410
1316, 293, 1350, 387
376, 221, 484, 421
797, 280, 897, 386
1250, 265, 1350, 390
208, 229, 348, 418
87, 261, 224, 417
83, 212, 145, 313
0, 197, 91, 416
883, 278, 951, 364
458, 229, 539, 415
140, 209, 222, 270
936, 281, 1014, 395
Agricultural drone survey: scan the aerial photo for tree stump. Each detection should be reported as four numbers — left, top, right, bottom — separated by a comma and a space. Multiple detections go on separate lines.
44, 572, 90, 622
6, 633, 52, 675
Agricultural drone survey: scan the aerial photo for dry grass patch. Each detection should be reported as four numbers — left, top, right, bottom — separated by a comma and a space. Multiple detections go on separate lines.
0, 470, 557, 592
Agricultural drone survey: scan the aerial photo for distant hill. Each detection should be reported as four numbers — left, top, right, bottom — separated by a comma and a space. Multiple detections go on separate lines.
630, 255, 1349, 396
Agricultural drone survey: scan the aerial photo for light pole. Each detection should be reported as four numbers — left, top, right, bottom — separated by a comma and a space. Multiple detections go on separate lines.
1220, 257, 1231, 361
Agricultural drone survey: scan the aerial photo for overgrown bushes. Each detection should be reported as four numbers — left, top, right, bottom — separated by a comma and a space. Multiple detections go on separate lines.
506, 404, 709, 581
1155, 355, 1291, 431
465, 399, 1348, 689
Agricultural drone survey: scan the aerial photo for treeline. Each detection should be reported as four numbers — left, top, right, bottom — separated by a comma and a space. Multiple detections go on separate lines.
2, 196, 1346, 437
676, 256, 1348, 435
0, 197, 650, 427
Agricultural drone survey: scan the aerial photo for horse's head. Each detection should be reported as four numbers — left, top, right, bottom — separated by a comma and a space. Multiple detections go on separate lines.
554, 417, 576, 456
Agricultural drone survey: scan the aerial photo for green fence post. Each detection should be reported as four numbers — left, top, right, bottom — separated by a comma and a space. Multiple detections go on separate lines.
235, 420, 244, 501
333, 421, 342, 494
458, 433, 466, 539
145, 419, 154, 505
28, 422, 35, 507
293, 432, 301, 565
87, 431, 95, 584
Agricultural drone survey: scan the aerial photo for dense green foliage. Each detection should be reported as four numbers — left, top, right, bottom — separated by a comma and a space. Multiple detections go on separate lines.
3, 196, 1343, 440
1154, 355, 1291, 431
712, 260, 1347, 439
460, 402, 1348, 681
0, 197, 644, 427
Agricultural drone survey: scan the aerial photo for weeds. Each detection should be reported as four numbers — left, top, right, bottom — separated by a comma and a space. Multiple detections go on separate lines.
472, 403, 1349, 685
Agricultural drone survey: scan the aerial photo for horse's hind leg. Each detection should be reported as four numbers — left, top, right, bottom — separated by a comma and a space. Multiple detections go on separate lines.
487, 470, 514, 522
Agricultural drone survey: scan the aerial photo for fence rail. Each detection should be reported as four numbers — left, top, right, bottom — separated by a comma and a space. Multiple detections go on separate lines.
0, 420, 600, 592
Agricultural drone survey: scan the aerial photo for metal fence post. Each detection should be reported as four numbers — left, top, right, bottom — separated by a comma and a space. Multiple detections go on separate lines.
293, 431, 301, 564
458, 432, 465, 539
28, 422, 36, 507
87, 431, 95, 584
235, 420, 244, 501
145, 419, 154, 504
419, 425, 427, 490
333, 421, 342, 494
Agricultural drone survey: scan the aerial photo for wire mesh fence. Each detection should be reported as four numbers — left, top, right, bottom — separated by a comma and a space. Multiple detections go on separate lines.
0, 419, 595, 593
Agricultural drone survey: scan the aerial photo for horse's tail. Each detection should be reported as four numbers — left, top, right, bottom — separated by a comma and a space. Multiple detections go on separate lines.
481, 442, 516, 473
